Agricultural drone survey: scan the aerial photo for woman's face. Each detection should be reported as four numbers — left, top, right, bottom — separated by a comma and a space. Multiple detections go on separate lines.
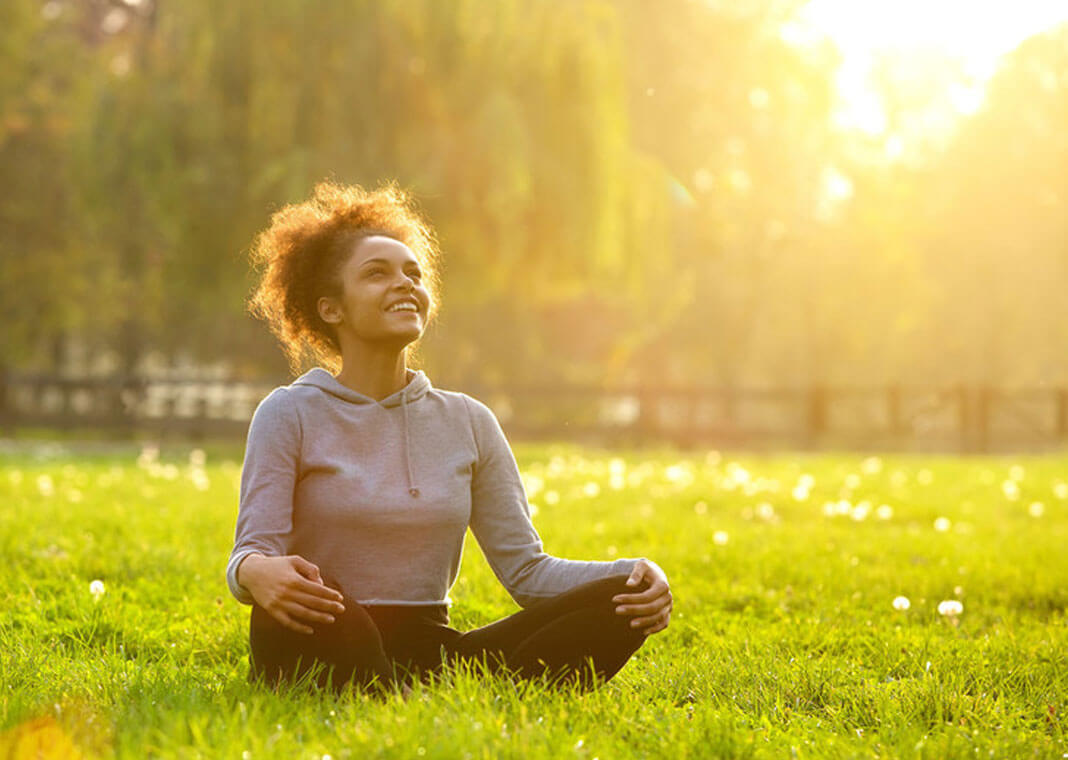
319, 235, 432, 349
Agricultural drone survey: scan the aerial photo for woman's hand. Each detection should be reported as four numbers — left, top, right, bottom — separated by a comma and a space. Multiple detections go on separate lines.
237, 554, 346, 635
613, 558, 672, 636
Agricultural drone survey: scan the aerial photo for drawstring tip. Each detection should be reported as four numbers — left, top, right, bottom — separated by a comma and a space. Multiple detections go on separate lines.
408, 487, 420, 497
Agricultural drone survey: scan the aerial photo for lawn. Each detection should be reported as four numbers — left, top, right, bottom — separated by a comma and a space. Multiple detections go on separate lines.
1, 441, 1066, 758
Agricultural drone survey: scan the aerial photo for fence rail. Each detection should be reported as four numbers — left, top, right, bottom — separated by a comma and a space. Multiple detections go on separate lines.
1, 372, 1067, 452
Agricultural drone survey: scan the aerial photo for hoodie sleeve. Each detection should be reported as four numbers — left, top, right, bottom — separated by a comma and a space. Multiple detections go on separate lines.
226, 387, 302, 604
463, 396, 642, 608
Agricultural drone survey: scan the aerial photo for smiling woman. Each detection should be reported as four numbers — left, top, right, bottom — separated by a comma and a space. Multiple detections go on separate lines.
229, 181, 673, 694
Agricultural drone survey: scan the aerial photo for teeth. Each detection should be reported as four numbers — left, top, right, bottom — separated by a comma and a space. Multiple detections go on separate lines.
388, 302, 418, 312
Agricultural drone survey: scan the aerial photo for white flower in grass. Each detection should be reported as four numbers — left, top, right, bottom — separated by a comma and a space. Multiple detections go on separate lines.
792, 484, 810, 501
755, 502, 776, 521
1008, 464, 1025, 482
1054, 482, 1068, 500
851, 501, 871, 521
861, 456, 883, 475
937, 600, 963, 617
89, 580, 106, 600
1002, 480, 1020, 501
189, 448, 206, 467
712, 530, 729, 546
37, 474, 55, 497
582, 481, 601, 498
544, 490, 559, 505
933, 517, 952, 532
892, 596, 910, 611
876, 504, 894, 520
1028, 501, 1045, 517
844, 473, 861, 489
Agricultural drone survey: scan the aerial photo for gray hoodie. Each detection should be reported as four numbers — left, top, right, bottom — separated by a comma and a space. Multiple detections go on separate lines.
227, 368, 641, 608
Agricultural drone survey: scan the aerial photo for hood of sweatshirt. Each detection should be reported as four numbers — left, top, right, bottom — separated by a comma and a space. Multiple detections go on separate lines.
291, 367, 431, 407
291, 367, 432, 498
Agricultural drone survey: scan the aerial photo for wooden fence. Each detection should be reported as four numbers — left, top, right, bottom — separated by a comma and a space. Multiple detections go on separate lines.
1, 372, 1067, 452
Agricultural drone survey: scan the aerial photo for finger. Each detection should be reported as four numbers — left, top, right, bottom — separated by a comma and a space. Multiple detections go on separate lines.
613, 579, 668, 605
290, 556, 323, 583
289, 590, 345, 615
627, 607, 670, 628
643, 617, 670, 636
625, 563, 646, 588
281, 600, 337, 626
291, 575, 344, 602
614, 585, 670, 609
615, 598, 668, 617
274, 608, 314, 635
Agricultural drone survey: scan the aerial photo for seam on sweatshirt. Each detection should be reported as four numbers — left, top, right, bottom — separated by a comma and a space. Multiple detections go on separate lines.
461, 395, 483, 467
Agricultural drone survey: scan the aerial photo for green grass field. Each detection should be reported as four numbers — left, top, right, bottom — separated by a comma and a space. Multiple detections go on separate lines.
2, 441, 1066, 759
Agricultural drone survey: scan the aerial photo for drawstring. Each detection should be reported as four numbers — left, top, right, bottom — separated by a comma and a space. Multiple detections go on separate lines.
401, 383, 420, 498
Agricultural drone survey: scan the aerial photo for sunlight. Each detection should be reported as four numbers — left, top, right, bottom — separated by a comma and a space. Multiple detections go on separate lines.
789, 0, 1068, 141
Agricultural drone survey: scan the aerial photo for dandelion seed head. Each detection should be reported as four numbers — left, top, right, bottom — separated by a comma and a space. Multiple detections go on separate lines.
755, 502, 776, 521
876, 504, 894, 520
937, 600, 963, 616
582, 481, 600, 498
89, 580, 106, 599
1054, 482, 1068, 500
1028, 501, 1045, 518
934, 517, 952, 532
799, 473, 816, 489
1001, 480, 1020, 501
851, 501, 870, 521
37, 474, 55, 497
713, 530, 729, 546
1008, 464, 1025, 482
892, 596, 910, 611
544, 490, 560, 505
844, 473, 861, 489
792, 484, 810, 501
693, 500, 708, 515
861, 456, 883, 475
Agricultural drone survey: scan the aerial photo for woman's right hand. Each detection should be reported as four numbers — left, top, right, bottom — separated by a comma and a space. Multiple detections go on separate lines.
237, 554, 346, 634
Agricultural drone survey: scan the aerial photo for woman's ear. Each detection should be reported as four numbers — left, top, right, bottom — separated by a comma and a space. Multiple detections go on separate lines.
317, 295, 342, 326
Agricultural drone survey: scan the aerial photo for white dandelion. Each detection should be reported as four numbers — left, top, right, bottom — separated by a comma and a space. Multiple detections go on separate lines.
892, 596, 910, 611
876, 504, 894, 520
933, 517, 952, 533
937, 600, 963, 617
1028, 501, 1045, 518
713, 531, 729, 546
89, 580, 106, 600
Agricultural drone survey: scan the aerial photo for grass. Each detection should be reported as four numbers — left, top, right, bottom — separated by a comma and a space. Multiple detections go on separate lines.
1, 440, 1066, 758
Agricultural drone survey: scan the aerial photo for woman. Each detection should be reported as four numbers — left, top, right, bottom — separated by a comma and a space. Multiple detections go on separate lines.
227, 181, 672, 693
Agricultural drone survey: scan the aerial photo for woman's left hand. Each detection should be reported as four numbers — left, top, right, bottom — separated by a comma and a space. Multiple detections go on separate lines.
613, 558, 672, 636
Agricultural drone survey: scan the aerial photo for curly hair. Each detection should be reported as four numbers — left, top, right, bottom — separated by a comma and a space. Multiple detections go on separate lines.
247, 180, 441, 373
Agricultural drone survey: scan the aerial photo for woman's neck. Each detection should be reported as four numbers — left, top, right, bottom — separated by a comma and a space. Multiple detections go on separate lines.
333, 345, 410, 401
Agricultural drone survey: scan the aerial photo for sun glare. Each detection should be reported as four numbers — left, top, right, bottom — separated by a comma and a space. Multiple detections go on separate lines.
787, 0, 1068, 141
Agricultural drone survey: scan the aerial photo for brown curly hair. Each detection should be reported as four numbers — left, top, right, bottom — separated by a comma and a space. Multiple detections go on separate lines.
248, 180, 441, 373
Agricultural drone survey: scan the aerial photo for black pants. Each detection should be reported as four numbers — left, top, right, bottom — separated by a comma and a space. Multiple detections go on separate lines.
249, 575, 648, 693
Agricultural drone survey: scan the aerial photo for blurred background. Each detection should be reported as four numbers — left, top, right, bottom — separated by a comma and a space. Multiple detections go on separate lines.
1, 0, 1066, 450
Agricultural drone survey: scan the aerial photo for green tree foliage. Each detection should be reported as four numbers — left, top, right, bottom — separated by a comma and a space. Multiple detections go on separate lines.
1, 1, 1065, 390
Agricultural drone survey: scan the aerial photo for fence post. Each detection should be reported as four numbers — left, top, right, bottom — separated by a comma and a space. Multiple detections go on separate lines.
977, 386, 991, 454
1057, 388, 1068, 440
887, 385, 903, 437
807, 385, 827, 447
